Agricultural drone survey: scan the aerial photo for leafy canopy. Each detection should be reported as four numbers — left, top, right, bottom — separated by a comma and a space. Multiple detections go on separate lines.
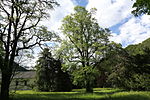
59, 6, 111, 92
132, 0, 150, 16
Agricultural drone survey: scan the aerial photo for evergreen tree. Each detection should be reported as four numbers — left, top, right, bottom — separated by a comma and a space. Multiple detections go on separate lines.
36, 48, 72, 92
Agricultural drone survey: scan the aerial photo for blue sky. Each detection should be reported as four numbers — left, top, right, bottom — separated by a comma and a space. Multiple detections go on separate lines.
72, 0, 150, 47
73, 0, 88, 7
73, 0, 122, 34
39, 0, 150, 52
44, 0, 150, 48
27, 0, 150, 67
73, 0, 89, 6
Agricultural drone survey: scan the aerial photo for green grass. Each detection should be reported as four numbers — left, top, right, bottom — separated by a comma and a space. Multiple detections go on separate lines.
11, 88, 150, 100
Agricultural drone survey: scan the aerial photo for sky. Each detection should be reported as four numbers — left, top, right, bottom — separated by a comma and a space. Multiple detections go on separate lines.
25, 0, 150, 68
44, 0, 150, 47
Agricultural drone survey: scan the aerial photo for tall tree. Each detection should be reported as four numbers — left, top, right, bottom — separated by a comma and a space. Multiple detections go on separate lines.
132, 0, 150, 16
36, 48, 55, 91
0, 0, 58, 99
59, 6, 110, 92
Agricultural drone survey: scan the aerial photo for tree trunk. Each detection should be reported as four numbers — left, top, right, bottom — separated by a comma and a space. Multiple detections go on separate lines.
85, 80, 93, 93
0, 71, 11, 100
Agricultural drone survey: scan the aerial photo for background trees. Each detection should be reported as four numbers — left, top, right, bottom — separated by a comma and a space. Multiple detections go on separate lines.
0, 0, 58, 99
59, 6, 111, 92
125, 38, 150, 90
99, 38, 150, 91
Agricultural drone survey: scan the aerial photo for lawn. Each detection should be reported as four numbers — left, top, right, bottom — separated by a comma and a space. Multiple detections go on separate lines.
11, 88, 150, 100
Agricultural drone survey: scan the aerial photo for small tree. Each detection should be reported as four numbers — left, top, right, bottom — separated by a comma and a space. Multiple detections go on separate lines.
0, 0, 58, 99
59, 6, 111, 92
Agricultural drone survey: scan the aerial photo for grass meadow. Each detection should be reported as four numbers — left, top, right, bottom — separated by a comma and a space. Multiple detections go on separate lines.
11, 88, 150, 100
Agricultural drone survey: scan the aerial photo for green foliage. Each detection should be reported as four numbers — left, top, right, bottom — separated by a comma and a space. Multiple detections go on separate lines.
59, 6, 111, 92
101, 38, 150, 91
126, 73, 150, 91
126, 38, 150, 55
125, 39, 150, 90
72, 66, 99, 87
132, 0, 150, 16
100, 43, 134, 88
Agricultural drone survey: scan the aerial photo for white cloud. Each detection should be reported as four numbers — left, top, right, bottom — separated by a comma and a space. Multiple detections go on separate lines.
87, 0, 135, 28
27, 0, 76, 68
110, 15, 150, 47
40, 0, 75, 38
27, 0, 150, 68
87, 0, 150, 47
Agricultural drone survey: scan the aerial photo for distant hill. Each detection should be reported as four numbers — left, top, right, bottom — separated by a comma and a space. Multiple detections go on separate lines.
125, 38, 150, 55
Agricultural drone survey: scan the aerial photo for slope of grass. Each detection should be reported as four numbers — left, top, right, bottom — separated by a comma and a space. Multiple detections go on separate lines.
11, 88, 150, 100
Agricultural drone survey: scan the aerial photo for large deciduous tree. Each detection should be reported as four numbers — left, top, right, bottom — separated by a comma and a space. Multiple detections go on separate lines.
0, 0, 58, 99
59, 6, 110, 92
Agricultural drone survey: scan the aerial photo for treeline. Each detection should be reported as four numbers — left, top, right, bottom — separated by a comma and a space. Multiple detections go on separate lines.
35, 39, 150, 92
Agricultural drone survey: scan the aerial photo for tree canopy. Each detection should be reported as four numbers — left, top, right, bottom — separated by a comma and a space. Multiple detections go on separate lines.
132, 0, 150, 16
59, 6, 111, 92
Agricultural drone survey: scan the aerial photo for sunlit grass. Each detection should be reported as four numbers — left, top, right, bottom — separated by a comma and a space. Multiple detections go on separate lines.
11, 88, 150, 100
111, 91, 150, 100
